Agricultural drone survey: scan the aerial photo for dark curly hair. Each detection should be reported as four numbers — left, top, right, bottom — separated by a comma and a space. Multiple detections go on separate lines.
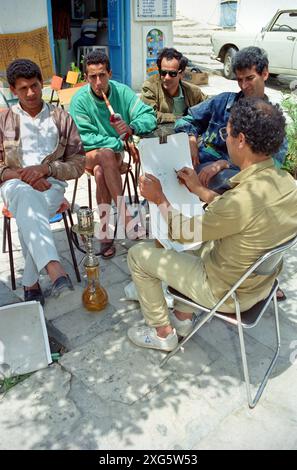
84, 50, 111, 73
157, 47, 188, 72
232, 46, 269, 75
229, 98, 286, 156
6, 59, 42, 87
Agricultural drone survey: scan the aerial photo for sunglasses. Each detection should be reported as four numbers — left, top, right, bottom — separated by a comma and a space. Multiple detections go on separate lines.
160, 69, 181, 78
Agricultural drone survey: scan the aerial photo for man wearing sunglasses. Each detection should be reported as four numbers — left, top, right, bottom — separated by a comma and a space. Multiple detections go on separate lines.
141, 47, 206, 126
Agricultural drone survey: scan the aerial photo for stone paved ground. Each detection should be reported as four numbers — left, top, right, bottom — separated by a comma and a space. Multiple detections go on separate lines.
0, 78, 297, 450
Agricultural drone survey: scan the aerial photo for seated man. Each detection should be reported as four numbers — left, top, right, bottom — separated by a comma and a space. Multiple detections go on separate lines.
141, 47, 206, 127
175, 47, 287, 192
127, 98, 297, 351
70, 50, 156, 259
0, 59, 85, 305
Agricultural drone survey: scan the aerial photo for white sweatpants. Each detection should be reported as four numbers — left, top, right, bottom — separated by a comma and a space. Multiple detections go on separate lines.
1, 178, 66, 287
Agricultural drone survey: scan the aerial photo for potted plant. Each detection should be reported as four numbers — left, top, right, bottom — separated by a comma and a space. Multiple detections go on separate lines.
281, 93, 297, 180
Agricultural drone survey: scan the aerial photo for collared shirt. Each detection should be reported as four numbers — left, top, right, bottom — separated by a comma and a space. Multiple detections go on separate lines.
15, 102, 58, 168
169, 160, 297, 311
175, 91, 287, 167
173, 84, 186, 117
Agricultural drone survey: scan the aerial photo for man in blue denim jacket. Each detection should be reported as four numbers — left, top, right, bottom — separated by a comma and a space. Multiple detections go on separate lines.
175, 47, 287, 193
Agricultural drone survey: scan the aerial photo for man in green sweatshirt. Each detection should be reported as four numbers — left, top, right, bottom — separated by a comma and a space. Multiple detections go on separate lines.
70, 50, 156, 258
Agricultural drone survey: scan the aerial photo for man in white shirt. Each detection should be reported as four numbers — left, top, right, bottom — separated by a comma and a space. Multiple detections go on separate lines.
0, 59, 85, 304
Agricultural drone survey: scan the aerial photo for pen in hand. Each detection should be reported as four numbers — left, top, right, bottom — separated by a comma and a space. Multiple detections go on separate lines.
174, 168, 183, 184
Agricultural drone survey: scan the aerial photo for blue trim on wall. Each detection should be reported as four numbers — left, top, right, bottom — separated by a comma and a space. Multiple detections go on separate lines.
46, 0, 56, 72
124, 0, 131, 87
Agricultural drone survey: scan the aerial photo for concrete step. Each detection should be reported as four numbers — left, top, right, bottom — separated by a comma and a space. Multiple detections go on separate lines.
183, 55, 223, 71
173, 14, 224, 74
174, 36, 211, 45
173, 44, 213, 55
174, 17, 221, 30
173, 27, 215, 37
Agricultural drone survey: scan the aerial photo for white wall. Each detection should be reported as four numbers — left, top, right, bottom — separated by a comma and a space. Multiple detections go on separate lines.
236, 0, 297, 32
0, 0, 48, 34
130, 0, 174, 91
176, 0, 220, 26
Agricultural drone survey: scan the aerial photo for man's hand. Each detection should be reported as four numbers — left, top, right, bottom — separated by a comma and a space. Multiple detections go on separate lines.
18, 164, 48, 186
139, 173, 167, 205
110, 117, 132, 138
31, 178, 52, 192
188, 135, 199, 167
198, 160, 230, 187
176, 167, 201, 195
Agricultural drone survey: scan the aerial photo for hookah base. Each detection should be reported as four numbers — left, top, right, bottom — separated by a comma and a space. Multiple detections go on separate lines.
82, 286, 108, 312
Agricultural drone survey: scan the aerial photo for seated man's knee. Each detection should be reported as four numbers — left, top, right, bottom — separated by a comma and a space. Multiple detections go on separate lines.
127, 242, 150, 269
93, 164, 104, 183
101, 150, 119, 170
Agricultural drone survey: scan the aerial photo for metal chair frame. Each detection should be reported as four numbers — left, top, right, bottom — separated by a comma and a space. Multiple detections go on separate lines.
71, 140, 140, 213
161, 235, 297, 408
2, 204, 81, 290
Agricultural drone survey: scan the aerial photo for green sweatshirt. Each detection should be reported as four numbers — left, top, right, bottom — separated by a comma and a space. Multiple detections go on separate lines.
70, 80, 157, 152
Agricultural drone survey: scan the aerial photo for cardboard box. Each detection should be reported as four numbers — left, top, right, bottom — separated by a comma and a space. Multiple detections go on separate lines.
184, 68, 209, 86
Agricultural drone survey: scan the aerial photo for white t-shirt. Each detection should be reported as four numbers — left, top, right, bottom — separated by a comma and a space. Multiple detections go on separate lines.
14, 102, 59, 167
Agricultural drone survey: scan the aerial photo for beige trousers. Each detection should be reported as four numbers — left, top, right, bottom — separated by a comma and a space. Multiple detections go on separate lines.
127, 242, 217, 328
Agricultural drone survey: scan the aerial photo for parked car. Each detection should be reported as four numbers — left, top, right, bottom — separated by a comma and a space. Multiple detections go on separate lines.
211, 9, 297, 79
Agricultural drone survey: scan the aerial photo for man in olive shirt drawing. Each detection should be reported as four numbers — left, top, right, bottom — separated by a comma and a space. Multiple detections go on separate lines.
126, 98, 297, 352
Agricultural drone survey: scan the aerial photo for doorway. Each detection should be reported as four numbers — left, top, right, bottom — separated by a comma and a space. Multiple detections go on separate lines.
48, 0, 130, 85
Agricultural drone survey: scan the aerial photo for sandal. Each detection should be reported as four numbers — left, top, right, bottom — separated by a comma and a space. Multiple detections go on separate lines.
276, 288, 287, 302
100, 241, 116, 259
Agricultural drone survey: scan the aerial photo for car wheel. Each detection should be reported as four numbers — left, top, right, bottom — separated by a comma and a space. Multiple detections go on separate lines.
223, 48, 237, 79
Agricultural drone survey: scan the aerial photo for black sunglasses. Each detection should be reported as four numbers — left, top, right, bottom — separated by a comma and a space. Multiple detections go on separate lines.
160, 69, 180, 78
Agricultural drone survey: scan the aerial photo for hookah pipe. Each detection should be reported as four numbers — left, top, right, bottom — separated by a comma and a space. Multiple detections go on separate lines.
101, 90, 130, 141
101, 89, 139, 164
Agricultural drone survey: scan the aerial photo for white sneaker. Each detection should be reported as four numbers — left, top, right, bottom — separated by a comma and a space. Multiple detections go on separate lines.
169, 311, 194, 337
127, 325, 178, 351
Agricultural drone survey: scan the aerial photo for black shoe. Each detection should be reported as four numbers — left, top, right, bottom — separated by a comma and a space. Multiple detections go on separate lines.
24, 284, 45, 306
51, 275, 74, 299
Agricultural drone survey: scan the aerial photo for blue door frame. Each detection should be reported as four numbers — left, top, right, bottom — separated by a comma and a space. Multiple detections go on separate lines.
108, 0, 131, 86
47, 0, 56, 72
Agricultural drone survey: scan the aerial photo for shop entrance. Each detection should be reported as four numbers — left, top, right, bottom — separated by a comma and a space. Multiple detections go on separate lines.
48, 0, 130, 84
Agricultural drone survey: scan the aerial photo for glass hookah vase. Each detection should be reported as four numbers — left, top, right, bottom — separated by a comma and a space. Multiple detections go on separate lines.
75, 207, 108, 312
83, 263, 108, 312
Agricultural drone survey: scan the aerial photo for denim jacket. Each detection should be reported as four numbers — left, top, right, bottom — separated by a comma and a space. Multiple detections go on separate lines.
175, 91, 287, 168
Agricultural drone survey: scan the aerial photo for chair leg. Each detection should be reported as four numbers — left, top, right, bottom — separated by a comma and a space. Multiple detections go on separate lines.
87, 173, 92, 209
63, 210, 81, 283
126, 171, 133, 205
160, 308, 217, 368
2, 217, 7, 253
5, 217, 16, 290
71, 178, 78, 213
234, 293, 280, 408
129, 168, 140, 204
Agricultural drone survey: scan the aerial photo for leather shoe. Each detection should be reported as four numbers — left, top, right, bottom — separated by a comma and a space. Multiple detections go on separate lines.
51, 275, 74, 298
24, 284, 45, 307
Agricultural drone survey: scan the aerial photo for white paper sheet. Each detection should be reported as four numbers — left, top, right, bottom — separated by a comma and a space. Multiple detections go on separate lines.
139, 132, 203, 251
